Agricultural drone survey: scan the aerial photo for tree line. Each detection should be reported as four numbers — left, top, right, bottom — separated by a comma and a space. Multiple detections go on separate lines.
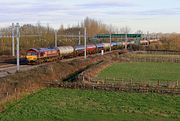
0, 17, 180, 55
148, 33, 180, 51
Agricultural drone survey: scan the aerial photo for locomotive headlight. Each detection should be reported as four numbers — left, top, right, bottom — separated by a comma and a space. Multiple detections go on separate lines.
26, 55, 38, 61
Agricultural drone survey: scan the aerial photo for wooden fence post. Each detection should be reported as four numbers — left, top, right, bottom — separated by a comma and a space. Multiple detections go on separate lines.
14, 88, 17, 93
15, 88, 18, 100
176, 81, 179, 87
83, 76, 84, 82
157, 80, 160, 86
130, 79, 133, 85
6, 92, 9, 97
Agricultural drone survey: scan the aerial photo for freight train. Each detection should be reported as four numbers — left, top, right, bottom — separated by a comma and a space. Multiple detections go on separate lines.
26, 39, 158, 64
26, 42, 122, 64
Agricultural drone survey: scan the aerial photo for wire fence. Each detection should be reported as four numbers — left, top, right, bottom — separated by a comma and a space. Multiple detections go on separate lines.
121, 52, 180, 63
145, 50, 180, 55
88, 76, 180, 88
0, 77, 179, 107
0, 81, 43, 103
128, 57, 180, 63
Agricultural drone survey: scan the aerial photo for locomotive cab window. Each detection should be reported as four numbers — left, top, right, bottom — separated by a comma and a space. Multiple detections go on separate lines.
27, 52, 37, 56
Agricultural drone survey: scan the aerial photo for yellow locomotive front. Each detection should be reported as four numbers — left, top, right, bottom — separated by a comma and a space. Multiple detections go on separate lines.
26, 49, 39, 63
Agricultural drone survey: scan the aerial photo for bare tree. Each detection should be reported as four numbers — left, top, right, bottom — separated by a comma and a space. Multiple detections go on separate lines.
119, 26, 131, 34
135, 30, 143, 34
82, 17, 109, 37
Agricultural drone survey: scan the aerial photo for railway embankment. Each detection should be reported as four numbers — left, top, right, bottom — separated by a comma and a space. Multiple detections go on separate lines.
0, 52, 118, 111
1, 50, 179, 111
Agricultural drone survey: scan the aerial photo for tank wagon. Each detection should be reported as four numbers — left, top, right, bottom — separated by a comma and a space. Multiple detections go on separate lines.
95, 43, 104, 52
140, 40, 149, 46
116, 42, 124, 49
56, 46, 74, 58
149, 39, 159, 44
111, 42, 118, 50
74, 45, 85, 56
86, 44, 97, 54
102, 43, 111, 51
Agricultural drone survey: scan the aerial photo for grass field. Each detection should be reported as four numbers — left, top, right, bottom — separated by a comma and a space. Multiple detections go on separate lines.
0, 88, 179, 121
97, 62, 180, 82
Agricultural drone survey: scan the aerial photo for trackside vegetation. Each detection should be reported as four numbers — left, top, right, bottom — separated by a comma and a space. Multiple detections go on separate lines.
0, 88, 179, 121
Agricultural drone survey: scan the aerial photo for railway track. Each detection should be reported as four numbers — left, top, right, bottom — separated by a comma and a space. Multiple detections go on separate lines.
0, 50, 119, 78
0, 64, 16, 69
1, 49, 178, 78
0, 65, 35, 78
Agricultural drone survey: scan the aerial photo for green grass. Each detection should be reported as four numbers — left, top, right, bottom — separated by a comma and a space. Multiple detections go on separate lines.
97, 62, 180, 82
0, 88, 180, 121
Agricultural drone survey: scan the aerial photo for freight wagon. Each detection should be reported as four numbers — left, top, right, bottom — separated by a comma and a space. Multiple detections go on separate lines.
56, 46, 74, 58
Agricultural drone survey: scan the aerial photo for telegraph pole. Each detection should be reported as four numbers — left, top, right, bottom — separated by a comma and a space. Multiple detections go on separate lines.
110, 33, 112, 51
84, 27, 87, 59
54, 30, 57, 47
125, 33, 128, 50
147, 31, 149, 41
78, 31, 81, 45
16, 23, 20, 71
12, 23, 15, 56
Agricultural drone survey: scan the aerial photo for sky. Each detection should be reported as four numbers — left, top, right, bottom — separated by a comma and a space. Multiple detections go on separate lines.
0, 0, 180, 33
